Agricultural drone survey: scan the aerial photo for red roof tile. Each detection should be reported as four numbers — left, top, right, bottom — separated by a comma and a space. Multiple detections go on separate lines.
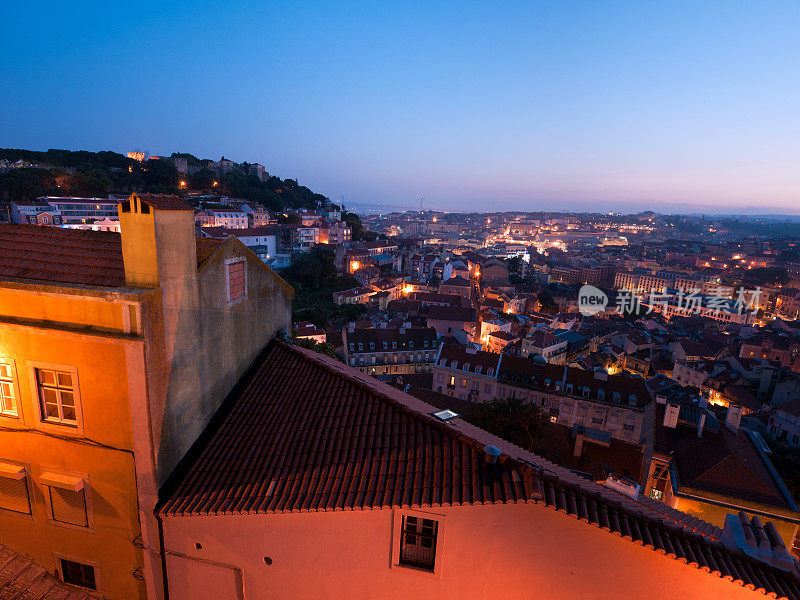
0, 543, 94, 600
159, 342, 800, 598
0, 224, 125, 287
0, 224, 223, 288
159, 341, 532, 516
135, 194, 194, 211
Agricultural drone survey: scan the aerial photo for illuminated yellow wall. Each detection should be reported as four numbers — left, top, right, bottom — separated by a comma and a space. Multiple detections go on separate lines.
0, 284, 148, 599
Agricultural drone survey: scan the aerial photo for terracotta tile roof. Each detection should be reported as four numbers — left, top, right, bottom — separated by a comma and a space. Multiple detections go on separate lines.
426, 305, 477, 323
159, 342, 800, 598
159, 341, 532, 516
0, 543, 94, 599
135, 193, 194, 211
655, 405, 796, 510
0, 224, 125, 287
195, 237, 223, 267
437, 344, 501, 374
441, 276, 471, 287
0, 224, 223, 288
497, 354, 654, 410
344, 326, 438, 351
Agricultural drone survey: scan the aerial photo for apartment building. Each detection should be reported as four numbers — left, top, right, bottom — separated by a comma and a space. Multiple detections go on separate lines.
9, 200, 63, 225
434, 345, 655, 445
0, 193, 292, 599
37, 196, 119, 224
521, 329, 568, 364
342, 325, 439, 375
433, 345, 501, 402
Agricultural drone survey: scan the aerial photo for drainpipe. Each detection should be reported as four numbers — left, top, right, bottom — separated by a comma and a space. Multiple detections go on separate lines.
156, 513, 170, 600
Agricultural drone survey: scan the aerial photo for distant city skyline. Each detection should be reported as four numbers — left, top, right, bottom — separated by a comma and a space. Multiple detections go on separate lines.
2, 1, 799, 214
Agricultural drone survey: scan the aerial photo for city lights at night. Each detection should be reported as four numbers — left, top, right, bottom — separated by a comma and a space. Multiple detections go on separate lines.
2, 2, 800, 600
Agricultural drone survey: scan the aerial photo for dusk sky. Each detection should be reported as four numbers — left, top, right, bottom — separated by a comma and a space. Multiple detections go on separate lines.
2, 1, 799, 214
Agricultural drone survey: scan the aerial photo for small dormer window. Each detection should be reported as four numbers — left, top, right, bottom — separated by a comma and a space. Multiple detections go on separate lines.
409, 341, 414, 349
383, 341, 388, 349
369, 342, 375, 350
392, 342, 397, 349
349, 343, 354, 351
475, 366, 482, 374
358, 343, 364, 351
487, 368, 494, 377
565, 383, 573, 394
463, 363, 470, 372
598, 389, 605, 402
451, 361, 458, 369
628, 394, 637, 406
613, 392, 621, 404
424, 341, 429, 348
582, 387, 590, 398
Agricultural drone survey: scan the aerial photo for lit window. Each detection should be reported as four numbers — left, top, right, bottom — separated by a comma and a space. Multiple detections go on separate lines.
399, 515, 438, 571
0, 360, 18, 417
36, 368, 77, 426
60, 558, 96, 591
226, 260, 247, 304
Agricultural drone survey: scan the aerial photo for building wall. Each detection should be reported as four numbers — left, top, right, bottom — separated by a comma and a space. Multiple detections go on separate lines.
161, 502, 768, 600
0, 297, 148, 600
154, 239, 293, 484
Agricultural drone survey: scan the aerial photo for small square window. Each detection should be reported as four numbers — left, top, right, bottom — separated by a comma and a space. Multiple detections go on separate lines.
399, 515, 438, 571
60, 558, 96, 591
36, 368, 78, 427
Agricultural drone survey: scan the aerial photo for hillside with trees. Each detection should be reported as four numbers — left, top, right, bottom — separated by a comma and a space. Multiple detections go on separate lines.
0, 148, 327, 213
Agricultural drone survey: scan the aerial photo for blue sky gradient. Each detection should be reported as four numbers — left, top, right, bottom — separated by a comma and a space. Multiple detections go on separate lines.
2, 1, 799, 213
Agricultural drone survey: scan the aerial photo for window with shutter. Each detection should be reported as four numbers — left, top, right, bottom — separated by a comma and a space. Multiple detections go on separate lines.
0, 475, 30, 514
49, 487, 88, 527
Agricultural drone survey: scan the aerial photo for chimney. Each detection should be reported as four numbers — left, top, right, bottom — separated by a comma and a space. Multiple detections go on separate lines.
663, 402, 679, 428
118, 193, 197, 289
697, 411, 706, 438
573, 433, 584, 457
726, 404, 743, 434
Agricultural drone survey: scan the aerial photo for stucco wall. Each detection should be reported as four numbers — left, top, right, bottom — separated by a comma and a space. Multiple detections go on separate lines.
155, 239, 292, 484
162, 502, 771, 600
0, 321, 146, 600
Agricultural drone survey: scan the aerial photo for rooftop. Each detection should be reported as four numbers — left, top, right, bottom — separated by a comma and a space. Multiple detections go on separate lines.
159, 340, 800, 598
0, 223, 222, 288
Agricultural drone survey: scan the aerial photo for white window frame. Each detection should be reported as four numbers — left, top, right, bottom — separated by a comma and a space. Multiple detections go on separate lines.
40, 468, 93, 532
391, 508, 446, 577
0, 357, 20, 419
29, 362, 84, 435
225, 257, 248, 305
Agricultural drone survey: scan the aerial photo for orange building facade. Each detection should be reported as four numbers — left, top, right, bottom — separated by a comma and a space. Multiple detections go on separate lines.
0, 193, 293, 599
